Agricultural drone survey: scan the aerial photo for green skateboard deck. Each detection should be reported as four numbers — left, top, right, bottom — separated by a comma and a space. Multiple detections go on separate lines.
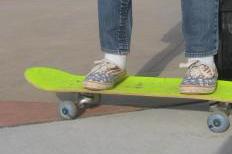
24, 67, 232, 103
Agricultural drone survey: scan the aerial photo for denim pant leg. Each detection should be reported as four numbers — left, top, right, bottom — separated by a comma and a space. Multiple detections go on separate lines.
181, 0, 219, 57
98, 0, 132, 55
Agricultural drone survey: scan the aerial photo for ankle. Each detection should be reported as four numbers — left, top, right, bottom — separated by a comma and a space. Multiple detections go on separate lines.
105, 53, 127, 70
188, 56, 215, 68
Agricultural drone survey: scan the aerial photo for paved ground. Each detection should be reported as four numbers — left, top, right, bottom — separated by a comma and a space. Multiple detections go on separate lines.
0, 0, 183, 102
0, 0, 231, 154
0, 109, 232, 154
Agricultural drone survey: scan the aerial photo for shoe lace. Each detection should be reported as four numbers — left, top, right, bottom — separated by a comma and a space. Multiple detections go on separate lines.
89, 59, 121, 76
179, 60, 199, 68
179, 60, 215, 78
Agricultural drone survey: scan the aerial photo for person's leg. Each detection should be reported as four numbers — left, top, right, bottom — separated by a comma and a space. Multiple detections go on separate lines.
99, 0, 133, 69
84, 0, 132, 90
180, 0, 219, 94
98, 0, 133, 56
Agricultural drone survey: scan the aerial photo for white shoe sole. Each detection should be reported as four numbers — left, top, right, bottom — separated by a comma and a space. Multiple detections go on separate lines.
180, 86, 216, 94
83, 81, 113, 91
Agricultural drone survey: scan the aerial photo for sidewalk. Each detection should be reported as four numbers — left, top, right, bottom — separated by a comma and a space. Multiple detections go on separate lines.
0, 109, 231, 154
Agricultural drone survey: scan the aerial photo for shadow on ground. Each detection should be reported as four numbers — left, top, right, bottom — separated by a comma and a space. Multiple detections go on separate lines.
136, 22, 184, 76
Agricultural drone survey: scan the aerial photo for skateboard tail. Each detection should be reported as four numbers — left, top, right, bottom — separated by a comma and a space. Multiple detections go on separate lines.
24, 67, 84, 91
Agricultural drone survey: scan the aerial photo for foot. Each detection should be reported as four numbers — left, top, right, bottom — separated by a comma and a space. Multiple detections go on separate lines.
83, 59, 127, 90
179, 60, 218, 94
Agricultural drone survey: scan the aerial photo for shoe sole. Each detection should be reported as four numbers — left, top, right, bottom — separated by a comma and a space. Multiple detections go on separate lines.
83, 81, 113, 91
180, 86, 216, 94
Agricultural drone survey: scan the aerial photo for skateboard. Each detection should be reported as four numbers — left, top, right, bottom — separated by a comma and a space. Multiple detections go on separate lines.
24, 67, 232, 133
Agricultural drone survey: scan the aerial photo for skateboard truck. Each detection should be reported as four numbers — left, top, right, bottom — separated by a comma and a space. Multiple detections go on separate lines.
58, 93, 101, 120
78, 93, 101, 108
207, 102, 232, 133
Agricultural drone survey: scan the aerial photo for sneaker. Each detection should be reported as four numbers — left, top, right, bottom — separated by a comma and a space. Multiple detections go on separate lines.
83, 59, 127, 90
179, 60, 218, 94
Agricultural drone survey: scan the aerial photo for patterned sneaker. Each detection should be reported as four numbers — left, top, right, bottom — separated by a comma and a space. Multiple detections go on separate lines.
179, 60, 218, 94
83, 59, 127, 90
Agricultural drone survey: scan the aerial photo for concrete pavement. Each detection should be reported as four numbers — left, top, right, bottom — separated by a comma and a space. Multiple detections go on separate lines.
0, 0, 231, 154
0, 109, 232, 154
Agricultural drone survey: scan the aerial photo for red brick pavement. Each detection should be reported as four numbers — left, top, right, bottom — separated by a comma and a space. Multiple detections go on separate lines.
0, 101, 145, 127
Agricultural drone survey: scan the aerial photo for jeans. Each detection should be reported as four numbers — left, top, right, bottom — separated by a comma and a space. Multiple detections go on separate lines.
98, 0, 219, 57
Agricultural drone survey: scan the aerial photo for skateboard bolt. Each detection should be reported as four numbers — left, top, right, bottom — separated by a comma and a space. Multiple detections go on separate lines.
213, 119, 221, 127
62, 108, 69, 115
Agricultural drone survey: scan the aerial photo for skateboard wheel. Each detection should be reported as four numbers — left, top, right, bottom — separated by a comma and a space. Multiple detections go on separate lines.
59, 101, 79, 120
207, 112, 230, 133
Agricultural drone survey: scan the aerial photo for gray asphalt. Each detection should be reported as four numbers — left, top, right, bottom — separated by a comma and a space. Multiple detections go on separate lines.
0, 0, 231, 154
